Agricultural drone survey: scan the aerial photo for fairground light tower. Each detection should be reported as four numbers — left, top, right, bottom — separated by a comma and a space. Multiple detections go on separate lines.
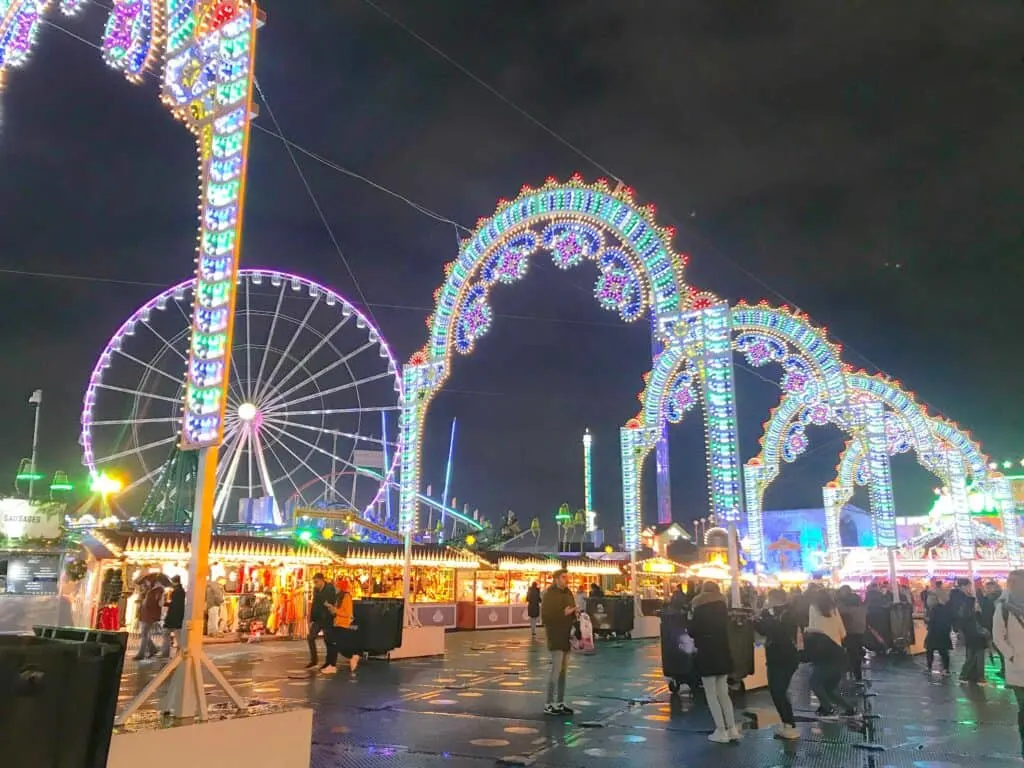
583, 428, 596, 532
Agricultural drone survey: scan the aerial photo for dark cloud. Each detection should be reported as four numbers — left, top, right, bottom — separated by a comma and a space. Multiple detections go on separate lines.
0, 1, 1020, 530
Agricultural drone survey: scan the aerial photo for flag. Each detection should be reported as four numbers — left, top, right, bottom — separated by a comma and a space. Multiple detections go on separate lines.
28, 389, 42, 405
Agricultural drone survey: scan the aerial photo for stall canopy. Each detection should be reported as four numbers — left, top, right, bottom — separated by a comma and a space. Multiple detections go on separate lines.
477, 551, 623, 576
320, 542, 481, 570
83, 529, 333, 566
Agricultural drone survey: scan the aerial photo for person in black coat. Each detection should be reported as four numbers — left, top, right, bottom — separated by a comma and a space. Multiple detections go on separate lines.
690, 582, 738, 743
754, 589, 800, 740
526, 582, 542, 637
160, 576, 186, 658
925, 591, 954, 674
306, 573, 338, 669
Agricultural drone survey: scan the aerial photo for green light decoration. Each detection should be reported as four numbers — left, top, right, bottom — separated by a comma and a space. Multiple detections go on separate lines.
49, 471, 73, 493
297, 529, 314, 542
555, 503, 572, 523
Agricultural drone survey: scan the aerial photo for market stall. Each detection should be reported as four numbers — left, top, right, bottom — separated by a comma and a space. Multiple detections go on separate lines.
81, 529, 332, 640
459, 553, 624, 630
320, 542, 480, 629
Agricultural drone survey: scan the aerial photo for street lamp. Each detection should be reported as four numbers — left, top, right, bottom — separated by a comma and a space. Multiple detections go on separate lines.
27, 389, 42, 499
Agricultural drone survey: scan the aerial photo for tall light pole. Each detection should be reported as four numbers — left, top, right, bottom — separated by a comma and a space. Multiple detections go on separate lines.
582, 428, 595, 533
28, 389, 42, 499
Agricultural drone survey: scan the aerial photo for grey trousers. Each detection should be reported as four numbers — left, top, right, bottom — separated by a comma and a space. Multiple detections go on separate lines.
547, 650, 569, 704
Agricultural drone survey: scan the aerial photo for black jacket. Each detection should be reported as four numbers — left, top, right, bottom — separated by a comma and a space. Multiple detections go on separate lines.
310, 583, 337, 626
164, 585, 186, 630
754, 606, 799, 668
526, 585, 542, 618
690, 592, 733, 677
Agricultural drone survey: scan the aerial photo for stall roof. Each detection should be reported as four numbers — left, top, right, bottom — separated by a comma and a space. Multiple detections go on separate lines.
477, 551, 624, 576
321, 542, 481, 569
83, 529, 332, 566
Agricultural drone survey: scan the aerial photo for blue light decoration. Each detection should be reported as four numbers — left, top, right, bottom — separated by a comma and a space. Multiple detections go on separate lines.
821, 481, 846, 568
697, 302, 744, 526
861, 399, 897, 548
990, 474, 1022, 565
400, 176, 689, 536
941, 446, 975, 560
101, 0, 161, 81
619, 424, 659, 551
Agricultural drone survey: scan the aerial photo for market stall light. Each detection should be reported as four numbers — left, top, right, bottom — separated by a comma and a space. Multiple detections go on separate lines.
340, 546, 480, 570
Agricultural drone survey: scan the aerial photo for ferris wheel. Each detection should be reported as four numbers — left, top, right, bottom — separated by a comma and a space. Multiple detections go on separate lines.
80, 269, 402, 524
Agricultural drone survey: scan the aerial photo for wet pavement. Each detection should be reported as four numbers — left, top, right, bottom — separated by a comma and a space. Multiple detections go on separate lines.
118, 630, 1021, 767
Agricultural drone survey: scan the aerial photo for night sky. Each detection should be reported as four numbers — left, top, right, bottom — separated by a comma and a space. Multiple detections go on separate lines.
1, 2, 1021, 536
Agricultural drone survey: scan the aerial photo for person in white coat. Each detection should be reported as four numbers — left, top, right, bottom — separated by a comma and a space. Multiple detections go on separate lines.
992, 569, 1024, 759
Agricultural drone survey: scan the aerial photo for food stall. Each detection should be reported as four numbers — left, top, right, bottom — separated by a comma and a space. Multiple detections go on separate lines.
81, 529, 332, 639
320, 542, 481, 630
459, 553, 624, 630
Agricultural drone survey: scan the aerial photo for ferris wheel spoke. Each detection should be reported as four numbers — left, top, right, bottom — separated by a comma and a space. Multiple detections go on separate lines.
259, 421, 356, 510
262, 415, 398, 450
95, 382, 185, 406
140, 319, 188, 365
261, 421, 378, 492
264, 370, 395, 413
255, 314, 353, 405
213, 429, 249, 522
250, 282, 287, 404
259, 340, 377, 412
278, 405, 400, 418
114, 348, 186, 388
244, 278, 253, 401
214, 426, 245, 486
253, 294, 321, 403
89, 416, 182, 427
99, 434, 178, 465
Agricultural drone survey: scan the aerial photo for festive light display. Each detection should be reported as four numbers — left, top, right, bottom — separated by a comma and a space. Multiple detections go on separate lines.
582, 429, 595, 533
619, 424, 659, 551
698, 302, 744, 526
991, 474, 1022, 564
822, 481, 845, 568
1, 2, 260, 451
636, 300, 846, 563
400, 177, 688, 535
862, 399, 897, 548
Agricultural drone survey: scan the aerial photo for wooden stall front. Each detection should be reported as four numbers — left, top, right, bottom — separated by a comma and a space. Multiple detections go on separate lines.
82, 529, 332, 639
319, 542, 481, 630
459, 553, 624, 630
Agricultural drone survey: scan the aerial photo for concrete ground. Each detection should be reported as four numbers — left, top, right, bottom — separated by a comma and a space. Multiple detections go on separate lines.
118, 629, 1022, 767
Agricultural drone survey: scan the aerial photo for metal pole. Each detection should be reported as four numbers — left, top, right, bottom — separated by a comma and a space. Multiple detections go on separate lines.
440, 418, 457, 540
329, 434, 337, 503
381, 411, 392, 527
728, 523, 741, 608
630, 549, 641, 617
886, 547, 899, 602
402, 528, 413, 625
29, 391, 41, 499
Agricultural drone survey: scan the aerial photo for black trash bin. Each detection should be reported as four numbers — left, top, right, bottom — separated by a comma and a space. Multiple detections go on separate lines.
586, 595, 635, 639
2, 627, 127, 768
353, 598, 405, 657
889, 602, 914, 653
659, 609, 698, 694
726, 609, 755, 687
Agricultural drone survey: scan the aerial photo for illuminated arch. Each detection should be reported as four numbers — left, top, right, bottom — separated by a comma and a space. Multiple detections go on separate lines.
753, 370, 996, 562
399, 176, 689, 534
1, 1, 261, 451
620, 299, 847, 551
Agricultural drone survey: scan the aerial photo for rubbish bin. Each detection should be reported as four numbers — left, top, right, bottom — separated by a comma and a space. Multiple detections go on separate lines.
353, 598, 405, 657
659, 609, 698, 694
2, 627, 127, 768
726, 609, 755, 685
586, 595, 635, 639
889, 602, 914, 653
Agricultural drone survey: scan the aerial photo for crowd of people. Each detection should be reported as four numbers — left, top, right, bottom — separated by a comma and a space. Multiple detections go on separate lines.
532, 569, 1024, 755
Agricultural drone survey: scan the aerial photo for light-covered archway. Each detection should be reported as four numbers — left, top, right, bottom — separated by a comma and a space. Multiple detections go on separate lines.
622, 300, 847, 552
399, 176, 689, 535
753, 370, 998, 562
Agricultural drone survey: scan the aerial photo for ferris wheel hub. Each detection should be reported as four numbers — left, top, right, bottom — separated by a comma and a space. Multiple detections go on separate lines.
237, 402, 258, 422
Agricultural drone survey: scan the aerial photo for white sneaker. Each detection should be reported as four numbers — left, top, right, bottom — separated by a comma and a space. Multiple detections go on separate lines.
775, 725, 799, 740
320, 665, 337, 675
729, 726, 743, 741
707, 729, 731, 744
349, 654, 360, 673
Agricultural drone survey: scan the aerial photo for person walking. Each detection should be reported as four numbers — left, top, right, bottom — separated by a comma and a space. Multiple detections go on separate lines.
134, 583, 164, 661
306, 573, 337, 670
754, 588, 800, 740
925, 589, 954, 675
160, 575, 185, 659
959, 594, 989, 685
993, 570, 1024, 759
526, 581, 542, 638
837, 586, 867, 682
690, 581, 739, 743
979, 580, 1004, 677
541, 569, 577, 716
323, 578, 359, 674
804, 590, 855, 718
205, 578, 225, 636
